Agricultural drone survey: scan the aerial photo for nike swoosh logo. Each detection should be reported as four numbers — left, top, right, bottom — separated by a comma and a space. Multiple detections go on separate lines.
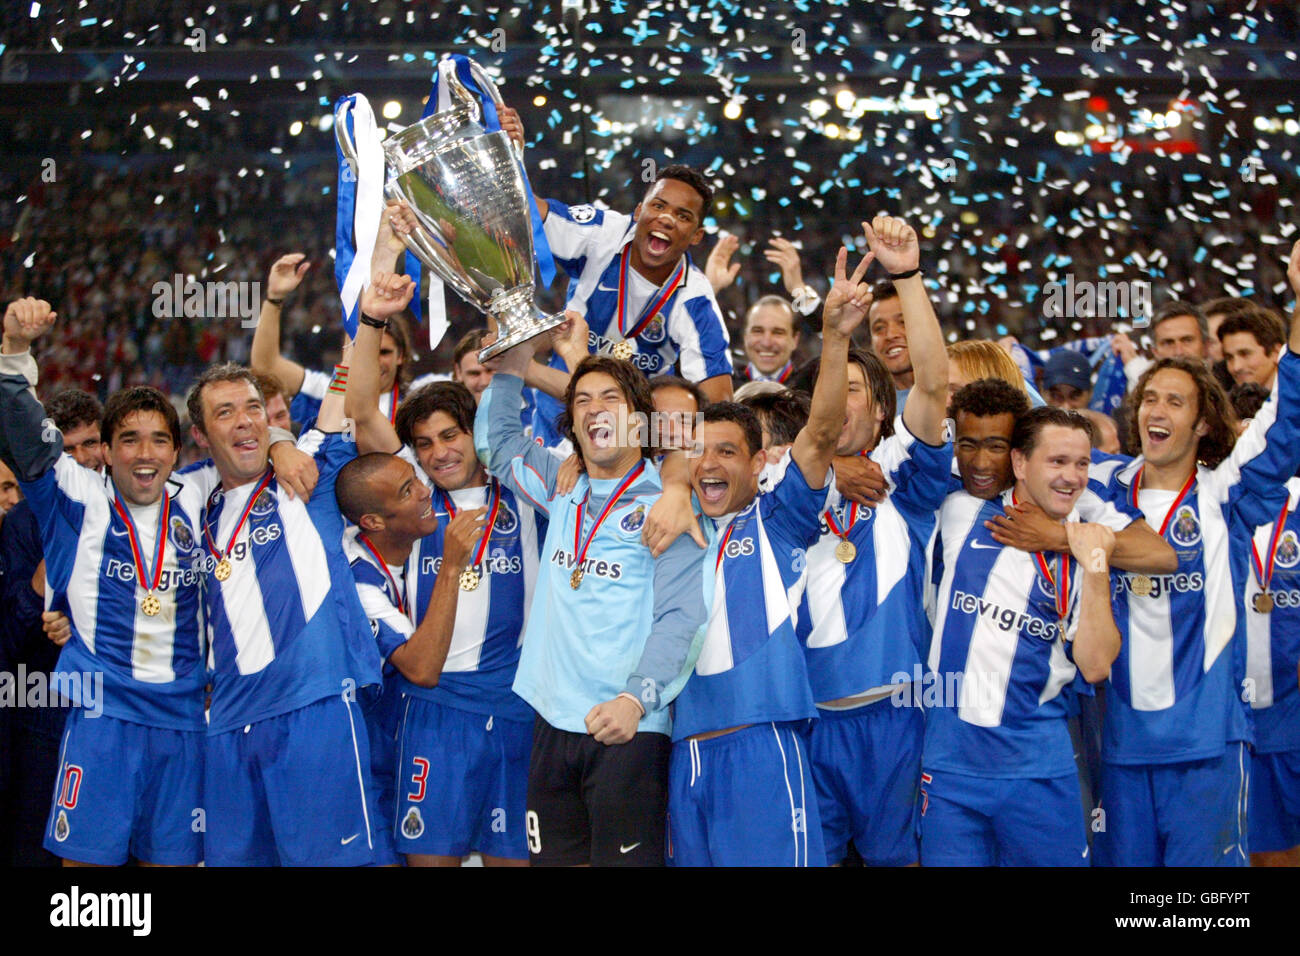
597, 283, 618, 292
969, 541, 1000, 550
340, 833, 360, 845
109, 526, 130, 537
619, 842, 641, 854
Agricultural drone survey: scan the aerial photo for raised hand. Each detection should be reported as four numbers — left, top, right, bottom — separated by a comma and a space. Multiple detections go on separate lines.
1110, 331, 1138, 364
3, 297, 56, 352
266, 253, 311, 299
359, 271, 416, 323
705, 232, 742, 293
499, 106, 525, 151
861, 215, 919, 277
548, 310, 590, 370
764, 236, 806, 295
821, 245, 875, 338
1288, 238, 1300, 301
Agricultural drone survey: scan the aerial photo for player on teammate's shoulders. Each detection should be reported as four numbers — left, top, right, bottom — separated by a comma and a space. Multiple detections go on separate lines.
499, 106, 733, 447
922, 405, 1124, 866
190, 354, 385, 866
475, 318, 708, 867
653, 233, 877, 866
343, 271, 540, 866
791, 215, 950, 868
1088, 239, 1300, 867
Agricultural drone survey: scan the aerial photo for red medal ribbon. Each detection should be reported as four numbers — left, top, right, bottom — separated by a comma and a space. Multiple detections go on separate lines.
746, 361, 793, 384
573, 461, 646, 571
617, 245, 686, 343
387, 383, 400, 425
823, 500, 859, 539
1011, 488, 1070, 619
203, 470, 274, 564
357, 533, 406, 615
715, 520, 737, 575
1131, 466, 1197, 536
1250, 497, 1292, 593
442, 480, 503, 569
111, 491, 170, 596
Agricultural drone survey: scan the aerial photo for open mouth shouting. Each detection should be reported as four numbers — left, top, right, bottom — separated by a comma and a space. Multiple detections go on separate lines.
132, 466, 161, 491
697, 475, 729, 506
586, 411, 617, 450
1145, 423, 1172, 452
646, 229, 673, 257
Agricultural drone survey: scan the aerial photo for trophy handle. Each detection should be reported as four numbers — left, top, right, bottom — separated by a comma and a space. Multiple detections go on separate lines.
444, 58, 523, 162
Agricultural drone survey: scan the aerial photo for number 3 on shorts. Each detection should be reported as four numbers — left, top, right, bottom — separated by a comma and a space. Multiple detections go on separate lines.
525, 810, 541, 854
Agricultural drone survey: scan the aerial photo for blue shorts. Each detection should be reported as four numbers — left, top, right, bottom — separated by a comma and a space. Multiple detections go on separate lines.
44, 709, 203, 866
1249, 749, 1300, 854
394, 697, 531, 860
362, 686, 405, 866
205, 694, 376, 867
1093, 743, 1250, 867
809, 699, 922, 866
668, 721, 826, 867
918, 768, 1089, 867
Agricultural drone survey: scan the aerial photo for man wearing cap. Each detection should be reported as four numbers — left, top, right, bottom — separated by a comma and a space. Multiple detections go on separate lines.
1042, 351, 1093, 410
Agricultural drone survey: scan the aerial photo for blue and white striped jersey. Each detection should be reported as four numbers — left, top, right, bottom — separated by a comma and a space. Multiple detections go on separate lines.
1094, 348, 1300, 764
798, 417, 952, 703
291, 368, 397, 428
924, 489, 1086, 779
672, 457, 827, 741
1243, 477, 1300, 754
398, 481, 543, 722
531, 199, 732, 445
202, 430, 382, 732
22, 458, 210, 731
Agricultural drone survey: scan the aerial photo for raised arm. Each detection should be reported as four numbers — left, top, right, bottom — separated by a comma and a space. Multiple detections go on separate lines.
348, 271, 416, 453
1065, 522, 1122, 683
0, 298, 59, 481
864, 216, 947, 445
521, 311, 590, 400
790, 244, 874, 487
249, 253, 312, 396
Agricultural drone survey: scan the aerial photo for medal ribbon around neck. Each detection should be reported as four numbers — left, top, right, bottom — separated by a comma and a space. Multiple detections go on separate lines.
573, 461, 646, 572
203, 470, 274, 572
111, 490, 170, 600
441, 479, 503, 570
746, 361, 793, 384
1250, 497, 1291, 594
714, 519, 737, 575
823, 500, 859, 543
387, 383, 400, 425
617, 244, 686, 343
1131, 465, 1197, 536
1011, 488, 1070, 620
357, 533, 407, 615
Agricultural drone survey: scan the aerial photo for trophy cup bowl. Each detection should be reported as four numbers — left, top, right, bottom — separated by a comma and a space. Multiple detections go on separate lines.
337, 66, 564, 363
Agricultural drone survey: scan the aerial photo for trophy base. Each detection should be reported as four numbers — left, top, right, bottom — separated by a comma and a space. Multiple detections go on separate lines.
479, 288, 568, 363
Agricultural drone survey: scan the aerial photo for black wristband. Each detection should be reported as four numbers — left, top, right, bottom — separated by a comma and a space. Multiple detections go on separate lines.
265, 296, 285, 307
887, 267, 922, 281
358, 313, 389, 330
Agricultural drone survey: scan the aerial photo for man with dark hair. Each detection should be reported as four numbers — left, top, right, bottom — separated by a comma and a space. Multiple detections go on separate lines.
251, 372, 293, 432
187, 354, 387, 866
346, 272, 544, 866
1087, 243, 1300, 866
1219, 306, 1288, 389
44, 389, 104, 471
867, 278, 914, 406
658, 234, 873, 866
497, 108, 733, 448
0, 300, 211, 867
476, 313, 709, 867
648, 374, 703, 454
451, 329, 494, 402
922, 404, 1123, 866
740, 388, 810, 451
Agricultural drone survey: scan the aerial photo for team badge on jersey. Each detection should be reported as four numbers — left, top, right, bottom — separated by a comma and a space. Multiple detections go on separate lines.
641, 313, 667, 344
494, 502, 518, 535
1033, 570, 1058, 601
619, 504, 647, 534
401, 807, 425, 840
1169, 506, 1201, 547
569, 203, 598, 223
1277, 530, 1300, 569
54, 810, 70, 843
170, 515, 196, 553
250, 489, 276, 517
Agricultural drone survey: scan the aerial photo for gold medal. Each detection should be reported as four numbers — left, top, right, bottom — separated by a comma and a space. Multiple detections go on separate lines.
214, 558, 232, 581
460, 567, 481, 591
835, 538, 857, 564
1254, 591, 1274, 614
612, 341, 635, 361
141, 592, 162, 617
570, 568, 584, 590
1130, 574, 1153, 597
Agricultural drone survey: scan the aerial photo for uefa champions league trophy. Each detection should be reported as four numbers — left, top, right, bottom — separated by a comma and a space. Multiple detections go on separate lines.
337, 59, 564, 361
